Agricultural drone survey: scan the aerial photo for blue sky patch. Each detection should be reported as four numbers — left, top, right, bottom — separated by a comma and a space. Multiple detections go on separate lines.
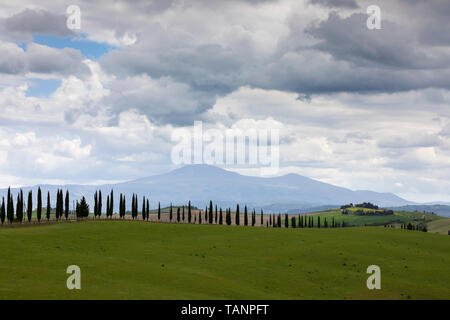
26, 78, 62, 98
33, 34, 114, 59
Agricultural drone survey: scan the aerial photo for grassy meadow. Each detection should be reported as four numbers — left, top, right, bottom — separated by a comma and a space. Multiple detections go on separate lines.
0, 220, 449, 300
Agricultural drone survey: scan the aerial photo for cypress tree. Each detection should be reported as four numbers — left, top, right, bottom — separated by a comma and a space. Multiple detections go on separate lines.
16, 192, 22, 223
46, 191, 50, 221
252, 210, 255, 226
215, 204, 218, 224
142, 197, 146, 220
169, 203, 173, 222
269, 214, 272, 226
106, 195, 110, 219
188, 201, 191, 223
177, 207, 180, 223
27, 190, 32, 223
110, 189, 114, 218
324, 218, 328, 228
6, 187, 12, 223
291, 216, 296, 228
260, 209, 263, 225
244, 206, 248, 226
219, 208, 223, 225
65, 190, 69, 220
54, 190, 59, 220
0, 197, 4, 224
158, 202, 161, 221
146, 199, 150, 221
37, 187, 42, 223
199, 210, 202, 224
209, 200, 213, 224
318, 216, 321, 228
235, 204, 240, 226
182, 205, 185, 222
278, 214, 282, 228
98, 190, 102, 218
285, 213, 288, 228
205, 206, 208, 222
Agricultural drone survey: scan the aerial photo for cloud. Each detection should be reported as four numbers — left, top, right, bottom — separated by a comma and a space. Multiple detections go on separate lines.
309, 0, 359, 9
1, 8, 74, 42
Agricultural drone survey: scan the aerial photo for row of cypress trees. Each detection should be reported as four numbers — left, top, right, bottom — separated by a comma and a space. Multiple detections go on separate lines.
0, 187, 348, 230
0, 187, 70, 224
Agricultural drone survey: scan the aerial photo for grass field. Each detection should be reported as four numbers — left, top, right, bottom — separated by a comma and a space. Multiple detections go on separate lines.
309, 208, 443, 228
427, 218, 450, 235
0, 220, 449, 300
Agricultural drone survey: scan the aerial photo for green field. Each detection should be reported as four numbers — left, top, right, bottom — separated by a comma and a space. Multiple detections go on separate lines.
309, 208, 443, 228
0, 220, 449, 300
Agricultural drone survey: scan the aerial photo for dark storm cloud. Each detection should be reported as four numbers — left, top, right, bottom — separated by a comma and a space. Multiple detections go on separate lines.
309, 0, 359, 9
0, 42, 90, 77
2, 8, 74, 42
98, 0, 450, 124
306, 12, 450, 69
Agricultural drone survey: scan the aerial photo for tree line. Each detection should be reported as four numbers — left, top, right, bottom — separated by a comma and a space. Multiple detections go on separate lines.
0, 187, 346, 229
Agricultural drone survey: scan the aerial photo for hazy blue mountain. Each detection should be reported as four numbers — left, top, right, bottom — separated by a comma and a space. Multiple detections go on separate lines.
387, 204, 450, 218
0, 164, 413, 213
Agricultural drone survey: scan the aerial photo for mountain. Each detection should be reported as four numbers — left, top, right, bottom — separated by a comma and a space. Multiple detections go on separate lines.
0, 164, 413, 212
387, 204, 450, 218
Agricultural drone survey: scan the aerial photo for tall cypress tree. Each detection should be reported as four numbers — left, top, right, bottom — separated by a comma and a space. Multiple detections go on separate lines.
278, 215, 282, 228
110, 189, 114, 218
98, 190, 102, 218
219, 208, 223, 225
65, 190, 69, 220
318, 216, 321, 228
146, 199, 150, 221
182, 205, 185, 222
244, 206, 248, 226
188, 201, 191, 223
6, 187, 12, 223
142, 196, 146, 220
158, 202, 161, 221
27, 190, 32, 223
260, 209, 263, 225
169, 203, 173, 222
16, 191, 23, 223
106, 195, 110, 218
0, 197, 5, 224
284, 213, 288, 228
37, 187, 42, 223
209, 200, 213, 224
235, 204, 240, 225
215, 204, 218, 224
46, 191, 51, 221
199, 210, 202, 224
177, 207, 180, 222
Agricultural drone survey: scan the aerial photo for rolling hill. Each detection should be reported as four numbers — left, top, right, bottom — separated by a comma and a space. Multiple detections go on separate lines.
0, 164, 413, 212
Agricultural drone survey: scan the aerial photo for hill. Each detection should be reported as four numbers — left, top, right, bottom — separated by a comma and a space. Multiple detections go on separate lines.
0, 220, 448, 299
0, 165, 412, 212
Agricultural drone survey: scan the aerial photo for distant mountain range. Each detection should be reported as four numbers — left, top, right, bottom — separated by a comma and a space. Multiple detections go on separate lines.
0, 164, 418, 213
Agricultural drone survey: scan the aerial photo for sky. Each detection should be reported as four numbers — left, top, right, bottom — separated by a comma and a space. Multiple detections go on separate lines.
0, 0, 449, 202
